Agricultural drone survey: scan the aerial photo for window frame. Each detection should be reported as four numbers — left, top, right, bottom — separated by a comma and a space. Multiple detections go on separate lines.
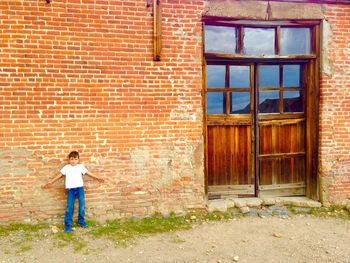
203, 19, 318, 59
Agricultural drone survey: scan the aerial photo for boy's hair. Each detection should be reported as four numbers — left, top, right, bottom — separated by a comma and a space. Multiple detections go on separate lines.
68, 151, 79, 159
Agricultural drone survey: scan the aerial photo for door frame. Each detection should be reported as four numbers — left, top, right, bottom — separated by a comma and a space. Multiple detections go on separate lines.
203, 19, 321, 200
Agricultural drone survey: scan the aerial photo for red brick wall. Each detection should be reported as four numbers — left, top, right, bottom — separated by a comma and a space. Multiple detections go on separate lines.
320, 5, 350, 205
0, 0, 206, 222
1, 0, 350, 222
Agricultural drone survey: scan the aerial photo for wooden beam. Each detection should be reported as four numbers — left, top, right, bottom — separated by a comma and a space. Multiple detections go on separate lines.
205, 53, 316, 61
153, 0, 162, 61
255, 0, 350, 4
254, 62, 259, 197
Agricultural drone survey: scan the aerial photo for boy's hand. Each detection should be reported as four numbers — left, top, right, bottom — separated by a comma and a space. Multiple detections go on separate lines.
42, 183, 52, 189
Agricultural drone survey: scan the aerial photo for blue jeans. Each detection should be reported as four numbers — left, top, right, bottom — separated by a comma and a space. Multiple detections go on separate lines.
64, 187, 86, 228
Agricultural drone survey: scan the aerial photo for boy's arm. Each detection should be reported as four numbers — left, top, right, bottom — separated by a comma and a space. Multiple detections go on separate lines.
85, 171, 105, 183
42, 173, 64, 188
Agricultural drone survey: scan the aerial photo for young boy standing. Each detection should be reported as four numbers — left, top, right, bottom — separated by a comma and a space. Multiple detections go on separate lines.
42, 151, 104, 232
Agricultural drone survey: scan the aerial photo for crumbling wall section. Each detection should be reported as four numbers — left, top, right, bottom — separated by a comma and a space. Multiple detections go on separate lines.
0, 0, 206, 222
319, 5, 350, 205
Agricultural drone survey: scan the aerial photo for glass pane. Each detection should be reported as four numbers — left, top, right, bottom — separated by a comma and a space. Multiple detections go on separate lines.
259, 91, 280, 113
230, 66, 250, 88
283, 65, 301, 87
207, 92, 225, 114
206, 65, 225, 88
283, 91, 303, 112
280, 28, 311, 55
259, 65, 279, 88
230, 92, 250, 114
243, 28, 275, 56
205, 25, 236, 54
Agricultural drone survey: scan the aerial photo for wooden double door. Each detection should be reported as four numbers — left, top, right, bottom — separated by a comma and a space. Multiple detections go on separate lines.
206, 62, 308, 198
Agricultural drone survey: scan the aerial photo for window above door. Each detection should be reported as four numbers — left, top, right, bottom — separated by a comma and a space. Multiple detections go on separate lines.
204, 20, 317, 59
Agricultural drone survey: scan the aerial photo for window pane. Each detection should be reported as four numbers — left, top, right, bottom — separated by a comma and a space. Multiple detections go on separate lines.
231, 92, 250, 114
243, 28, 275, 56
283, 91, 303, 112
205, 25, 236, 54
259, 65, 279, 88
207, 92, 225, 114
280, 28, 311, 55
207, 65, 225, 88
283, 65, 301, 87
259, 91, 279, 113
230, 66, 250, 88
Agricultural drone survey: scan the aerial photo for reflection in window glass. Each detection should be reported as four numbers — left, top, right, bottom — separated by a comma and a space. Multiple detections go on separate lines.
207, 65, 225, 88
280, 28, 311, 55
231, 92, 250, 114
259, 65, 279, 88
207, 92, 225, 114
259, 91, 280, 113
243, 28, 275, 56
205, 25, 236, 54
283, 65, 300, 87
283, 91, 303, 112
230, 66, 250, 88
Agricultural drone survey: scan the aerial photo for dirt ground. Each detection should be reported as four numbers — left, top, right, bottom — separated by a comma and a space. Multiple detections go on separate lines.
1, 215, 350, 263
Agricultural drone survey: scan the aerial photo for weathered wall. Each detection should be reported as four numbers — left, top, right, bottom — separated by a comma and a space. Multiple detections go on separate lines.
1, 0, 350, 222
0, 0, 206, 222
319, 5, 350, 205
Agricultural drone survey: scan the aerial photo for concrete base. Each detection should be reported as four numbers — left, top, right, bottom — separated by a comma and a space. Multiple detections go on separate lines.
207, 197, 321, 213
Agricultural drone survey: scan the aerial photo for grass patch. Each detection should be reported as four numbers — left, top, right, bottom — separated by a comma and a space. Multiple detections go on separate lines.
310, 205, 350, 219
88, 213, 192, 245
15, 244, 32, 254
55, 232, 87, 252
0, 222, 49, 254
169, 235, 186, 244
202, 211, 233, 221
287, 205, 350, 220
0, 223, 48, 237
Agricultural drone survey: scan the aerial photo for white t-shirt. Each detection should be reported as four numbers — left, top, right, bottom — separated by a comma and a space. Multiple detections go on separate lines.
60, 164, 88, 189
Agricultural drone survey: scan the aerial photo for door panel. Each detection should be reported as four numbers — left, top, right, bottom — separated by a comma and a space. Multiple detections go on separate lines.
208, 124, 252, 186
259, 157, 305, 185
259, 121, 305, 155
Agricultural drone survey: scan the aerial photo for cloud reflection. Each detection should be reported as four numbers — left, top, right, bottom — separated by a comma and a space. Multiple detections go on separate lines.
205, 25, 236, 54
281, 28, 311, 55
244, 28, 275, 56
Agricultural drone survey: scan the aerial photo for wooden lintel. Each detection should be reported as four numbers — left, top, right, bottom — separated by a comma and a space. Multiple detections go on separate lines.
153, 0, 162, 61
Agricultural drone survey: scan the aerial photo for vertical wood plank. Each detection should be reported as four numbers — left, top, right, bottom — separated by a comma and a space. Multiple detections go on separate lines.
254, 63, 260, 196
153, 0, 162, 61
276, 26, 281, 55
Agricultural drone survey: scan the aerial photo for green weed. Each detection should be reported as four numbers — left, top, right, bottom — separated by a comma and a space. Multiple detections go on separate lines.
310, 205, 350, 219
0, 223, 48, 237
169, 235, 186, 244
0, 222, 49, 254
88, 213, 192, 245
55, 232, 87, 252
15, 244, 32, 254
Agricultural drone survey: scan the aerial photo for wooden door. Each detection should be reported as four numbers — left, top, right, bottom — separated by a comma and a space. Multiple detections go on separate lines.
206, 63, 307, 198
206, 63, 255, 198
257, 64, 306, 197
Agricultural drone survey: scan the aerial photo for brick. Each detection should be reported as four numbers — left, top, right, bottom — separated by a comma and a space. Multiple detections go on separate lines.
0, 0, 206, 222
1, 0, 350, 222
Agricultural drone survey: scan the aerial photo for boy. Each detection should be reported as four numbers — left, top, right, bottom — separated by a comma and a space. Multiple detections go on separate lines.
42, 151, 104, 232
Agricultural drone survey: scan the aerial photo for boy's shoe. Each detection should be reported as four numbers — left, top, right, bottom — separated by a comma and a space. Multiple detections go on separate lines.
79, 222, 88, 228
64, 226, 72, 233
